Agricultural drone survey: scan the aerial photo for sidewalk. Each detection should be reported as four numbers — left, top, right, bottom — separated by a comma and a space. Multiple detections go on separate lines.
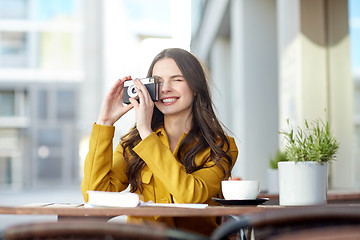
0, 185, 84, 232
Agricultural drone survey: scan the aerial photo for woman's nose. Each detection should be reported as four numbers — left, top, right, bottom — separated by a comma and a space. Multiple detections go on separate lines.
160, 81, 172, 92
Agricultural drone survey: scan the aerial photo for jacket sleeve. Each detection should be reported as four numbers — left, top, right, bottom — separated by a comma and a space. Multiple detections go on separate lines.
133, 132, 238, 204
81, 123, 129, 202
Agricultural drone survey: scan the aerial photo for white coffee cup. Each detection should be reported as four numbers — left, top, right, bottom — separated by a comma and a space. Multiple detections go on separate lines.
221, 180, 260, 200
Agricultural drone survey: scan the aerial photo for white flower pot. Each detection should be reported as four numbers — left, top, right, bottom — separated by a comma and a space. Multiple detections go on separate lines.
267, 168, 279, 194
278, 161, 327, 206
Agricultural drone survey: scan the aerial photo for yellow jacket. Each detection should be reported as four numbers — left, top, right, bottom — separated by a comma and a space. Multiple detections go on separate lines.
81, 123, 238, 236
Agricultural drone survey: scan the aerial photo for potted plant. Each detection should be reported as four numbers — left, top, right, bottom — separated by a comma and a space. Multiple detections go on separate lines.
278, 118, 339, 205
267, 149, 288, 194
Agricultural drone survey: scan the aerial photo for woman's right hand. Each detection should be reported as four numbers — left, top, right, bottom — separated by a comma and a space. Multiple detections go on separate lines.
96, 76, 134, 126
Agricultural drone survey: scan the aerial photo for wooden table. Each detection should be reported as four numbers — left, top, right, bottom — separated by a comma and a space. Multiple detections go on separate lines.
2, 190, 360, 221
0, 204, 281, 221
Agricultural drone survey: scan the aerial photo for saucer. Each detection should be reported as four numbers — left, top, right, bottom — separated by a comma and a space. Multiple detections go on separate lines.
212, 197, 269, 206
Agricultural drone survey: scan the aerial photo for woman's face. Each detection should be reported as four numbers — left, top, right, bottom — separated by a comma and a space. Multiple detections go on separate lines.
153, 58, 195, 118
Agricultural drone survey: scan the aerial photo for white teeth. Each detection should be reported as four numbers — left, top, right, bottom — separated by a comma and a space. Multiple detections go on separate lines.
162, 98, 177, 103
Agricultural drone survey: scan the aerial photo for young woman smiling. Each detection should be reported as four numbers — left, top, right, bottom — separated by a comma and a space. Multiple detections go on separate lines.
81, 48, 238, 236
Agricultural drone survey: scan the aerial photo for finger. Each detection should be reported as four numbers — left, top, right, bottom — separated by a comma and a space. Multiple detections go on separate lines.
121, 76, 132, 83
135, 85, 151, 107
122, 102, 134, 114
134, 79, 151, 104
110, 76, 130, 97
134, 79, 146, 93
115, 76, 133, 99
129, 98, 139, 109
108, 79, 122, 95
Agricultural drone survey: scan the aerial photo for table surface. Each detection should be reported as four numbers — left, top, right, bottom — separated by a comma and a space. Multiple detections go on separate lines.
1, 191, 360, 218
0, 204, 281, 217
259, 190, 360, 201
2, 203, 360, 218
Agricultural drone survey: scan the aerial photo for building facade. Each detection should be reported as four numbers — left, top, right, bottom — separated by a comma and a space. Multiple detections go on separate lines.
0, 0, 83, 188
0, 0, 191, 190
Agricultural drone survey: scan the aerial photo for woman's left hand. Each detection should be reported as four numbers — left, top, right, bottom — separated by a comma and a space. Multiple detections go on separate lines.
129, 79, 154, 139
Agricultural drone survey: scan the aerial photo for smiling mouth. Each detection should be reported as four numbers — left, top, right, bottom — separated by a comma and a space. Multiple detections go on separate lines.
161, 98, 178, 103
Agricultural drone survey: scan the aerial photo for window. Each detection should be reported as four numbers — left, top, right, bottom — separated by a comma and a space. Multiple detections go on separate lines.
34, 0, 75, 21
56, 89, 76, 120
37, 89, 48, 120
0, 0, 27, 19
39, 32, 78, 70
0, 90, 15, 116
0, 157, 12, 184
37, 127, 62, 179
0, 32, 27, 68
0, 89, 27, 118
349, 0, 360, 173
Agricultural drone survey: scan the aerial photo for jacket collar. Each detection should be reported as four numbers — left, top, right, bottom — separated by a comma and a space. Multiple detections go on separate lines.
155, 126, 187, 156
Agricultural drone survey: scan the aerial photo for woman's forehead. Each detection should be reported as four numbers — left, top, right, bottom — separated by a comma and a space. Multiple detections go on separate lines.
152, 58, 182, 76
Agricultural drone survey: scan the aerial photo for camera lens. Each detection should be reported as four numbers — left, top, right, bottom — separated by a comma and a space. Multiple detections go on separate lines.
127, 84, 138, 98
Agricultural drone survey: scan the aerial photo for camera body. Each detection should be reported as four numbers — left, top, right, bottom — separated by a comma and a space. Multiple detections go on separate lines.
123, 77, 160, 104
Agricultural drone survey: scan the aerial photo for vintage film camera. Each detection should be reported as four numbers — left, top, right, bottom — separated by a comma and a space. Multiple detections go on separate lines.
123, 77, 160, 104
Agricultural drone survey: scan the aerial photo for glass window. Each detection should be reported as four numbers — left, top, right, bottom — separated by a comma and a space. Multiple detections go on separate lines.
37, 156, 62, 179
37, 90, 48, 120
39, 32, 78, 70
37, 128, 62, 180
349, 7, 360, 71
122, 0, 171, 24
0, 90, 15, 116
349, 28, 360, 70
38, 127, 62, 147
56, 90, 75, 120
0, 157, 12, 184
349, 0, 360, 175
0, 32, 27, 68
0, 0, 28, 19
34, 0, 75, 21
122, 0, 172, 35
191, 0, 206, 37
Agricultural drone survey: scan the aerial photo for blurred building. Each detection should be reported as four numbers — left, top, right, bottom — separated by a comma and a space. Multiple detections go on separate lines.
0, 0, 83, 189
191, 0, 360, 190
0, 0, 191, 190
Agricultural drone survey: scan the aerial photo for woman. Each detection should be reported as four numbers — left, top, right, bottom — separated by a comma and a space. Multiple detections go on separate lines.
81, 48, 238, 236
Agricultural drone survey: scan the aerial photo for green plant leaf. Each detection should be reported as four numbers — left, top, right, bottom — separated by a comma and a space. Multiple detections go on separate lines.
279, 118, 339, 163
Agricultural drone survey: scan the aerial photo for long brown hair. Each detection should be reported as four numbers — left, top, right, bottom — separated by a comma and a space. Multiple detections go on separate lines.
121, 48, 233, 193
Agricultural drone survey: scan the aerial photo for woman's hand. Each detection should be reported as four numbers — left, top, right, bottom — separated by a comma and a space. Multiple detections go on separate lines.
129, 79, 154, 139
97, 76, 134, 126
